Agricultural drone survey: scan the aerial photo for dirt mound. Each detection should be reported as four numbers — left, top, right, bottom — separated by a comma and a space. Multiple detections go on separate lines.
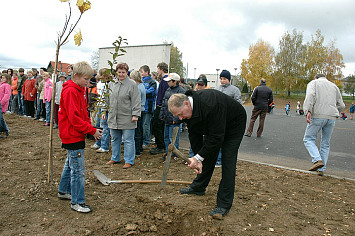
0, 114, 354, 235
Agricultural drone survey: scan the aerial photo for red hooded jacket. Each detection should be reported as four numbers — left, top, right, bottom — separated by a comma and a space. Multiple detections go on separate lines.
59, 80, 96, 144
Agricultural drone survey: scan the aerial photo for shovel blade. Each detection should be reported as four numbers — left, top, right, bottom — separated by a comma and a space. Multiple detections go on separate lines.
93, 170, 111, 185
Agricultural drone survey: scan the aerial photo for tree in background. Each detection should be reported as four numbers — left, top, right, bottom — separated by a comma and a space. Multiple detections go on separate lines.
324, 40, 345, 87
90, 49, 99, 71
274, 29, 306, 96
166, 41, 186, 77
344, 75, 355, 99
240, 39, 275, 90
302, 30, 328, 80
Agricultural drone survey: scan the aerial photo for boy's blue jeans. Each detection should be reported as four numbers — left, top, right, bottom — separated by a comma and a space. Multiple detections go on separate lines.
142, 112, 153, 146
58, 149, 86, 205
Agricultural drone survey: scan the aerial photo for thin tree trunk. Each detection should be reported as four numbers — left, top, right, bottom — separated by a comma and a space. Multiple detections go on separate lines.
48, 44, 60, 183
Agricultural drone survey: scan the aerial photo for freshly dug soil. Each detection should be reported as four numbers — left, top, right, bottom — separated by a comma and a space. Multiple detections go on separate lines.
0, 114, 354, 235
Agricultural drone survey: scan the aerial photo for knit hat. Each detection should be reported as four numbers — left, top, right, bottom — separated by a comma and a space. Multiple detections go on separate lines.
196, 74, 208, 86
220, 70, 231, 81
58, 72, 66, 78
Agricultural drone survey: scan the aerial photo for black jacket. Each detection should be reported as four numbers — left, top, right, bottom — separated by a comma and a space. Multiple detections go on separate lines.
160, 85, 185, 125
251, 82, 273, 110
184, 90, 246, 160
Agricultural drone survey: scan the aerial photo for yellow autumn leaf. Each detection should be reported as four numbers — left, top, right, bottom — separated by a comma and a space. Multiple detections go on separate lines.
74, 30, 83, 46
77, 0, 91, 13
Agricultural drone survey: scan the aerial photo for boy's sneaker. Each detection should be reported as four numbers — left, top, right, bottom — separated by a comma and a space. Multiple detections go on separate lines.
91, 143, 100, 149
71, 203, 92, 213
39, 118, 45, 121
43, 123, 50, 126
57, 192, 71, 200
96, 148, 109, 153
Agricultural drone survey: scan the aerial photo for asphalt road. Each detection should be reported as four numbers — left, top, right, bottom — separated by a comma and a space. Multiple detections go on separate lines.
179, 106, 355, 179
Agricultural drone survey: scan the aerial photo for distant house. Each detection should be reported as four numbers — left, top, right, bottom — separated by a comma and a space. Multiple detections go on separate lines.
47, 61, 72, 75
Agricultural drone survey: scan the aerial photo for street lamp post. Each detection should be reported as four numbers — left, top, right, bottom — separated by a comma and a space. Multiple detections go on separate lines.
216, 69, 220, 87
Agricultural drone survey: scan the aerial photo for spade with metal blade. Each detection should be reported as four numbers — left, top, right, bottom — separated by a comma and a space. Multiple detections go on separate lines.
93, 169, 191, 186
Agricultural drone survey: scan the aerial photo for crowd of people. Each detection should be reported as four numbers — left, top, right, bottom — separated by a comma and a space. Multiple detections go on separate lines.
0, 63, 348, 218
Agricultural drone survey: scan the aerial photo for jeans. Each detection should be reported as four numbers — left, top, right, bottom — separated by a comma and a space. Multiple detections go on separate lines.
45, 101, 51, 123
142, 112, 153, 146
17, 91, 24, 115
152, 107, 165, 149
110, 129, 135, 164
35, 99, 43, 119
303, 118, 335, 171
58, 149, 86, 205
95, 114, 110, 150
164, 124, 182, 153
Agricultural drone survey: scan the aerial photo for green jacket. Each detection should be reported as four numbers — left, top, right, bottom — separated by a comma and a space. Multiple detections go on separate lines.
17, 74, 28, 92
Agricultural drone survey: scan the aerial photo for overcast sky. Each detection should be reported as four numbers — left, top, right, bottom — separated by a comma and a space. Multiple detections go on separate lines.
1, 0, 354, 78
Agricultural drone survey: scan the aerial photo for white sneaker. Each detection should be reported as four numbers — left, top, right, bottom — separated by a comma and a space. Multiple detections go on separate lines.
39, 118, 45, 121
96, 148, 109, 153
91, 144, 100, 149
71, 203, 92, 213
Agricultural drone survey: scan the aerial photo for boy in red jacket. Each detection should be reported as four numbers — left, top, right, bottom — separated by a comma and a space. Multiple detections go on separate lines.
57, 61, 102, 213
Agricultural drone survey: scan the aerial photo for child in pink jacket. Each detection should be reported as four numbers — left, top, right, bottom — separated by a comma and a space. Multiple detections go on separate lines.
43, 72, 53, 126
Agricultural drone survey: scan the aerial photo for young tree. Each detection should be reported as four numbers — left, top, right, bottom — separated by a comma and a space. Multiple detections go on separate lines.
275, 29, 305, 96
240, 39, 275, 90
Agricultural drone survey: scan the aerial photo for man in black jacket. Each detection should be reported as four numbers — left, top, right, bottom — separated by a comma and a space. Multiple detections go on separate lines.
245, 78, 273, 137
168, 90, 246, 217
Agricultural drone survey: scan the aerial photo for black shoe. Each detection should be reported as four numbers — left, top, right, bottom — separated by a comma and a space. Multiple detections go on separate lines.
244, 133, 251, 137
209, 207, 230, 217
150, 147, 165, 155
180, 187, 205, 196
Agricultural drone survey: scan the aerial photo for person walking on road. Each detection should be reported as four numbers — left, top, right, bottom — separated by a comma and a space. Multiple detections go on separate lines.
245, 78, 273, 137
168, 90, 246, 218
303, 73, 345, 175
350, 102, 355, 120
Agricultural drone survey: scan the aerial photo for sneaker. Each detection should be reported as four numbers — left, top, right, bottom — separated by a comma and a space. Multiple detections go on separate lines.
309, 160, 324, 171
142, 145, 149, 150
39, 118, 45, 121
53, 124, 59, 129
43, 123, 50, 126
57, 192, 71, 200
150, 147, 165, 155
91, 143, 100, 149
215, 163, 222, 167
244, 133, 251, 137
33, 117, 39, 120
71, 203, 92, 213
180, 187, 205, 196
96, 148, 109, 153
209, 207, 230, 217
122, 163, 133, 169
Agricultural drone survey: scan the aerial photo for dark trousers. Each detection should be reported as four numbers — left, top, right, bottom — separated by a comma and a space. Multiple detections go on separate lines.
246, 108, 267, 136
135, 112, 143, 155
152, 106, 165, 149
54, 104, 60, 124
24, 100, 35, 117
190, 134, 244, 210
